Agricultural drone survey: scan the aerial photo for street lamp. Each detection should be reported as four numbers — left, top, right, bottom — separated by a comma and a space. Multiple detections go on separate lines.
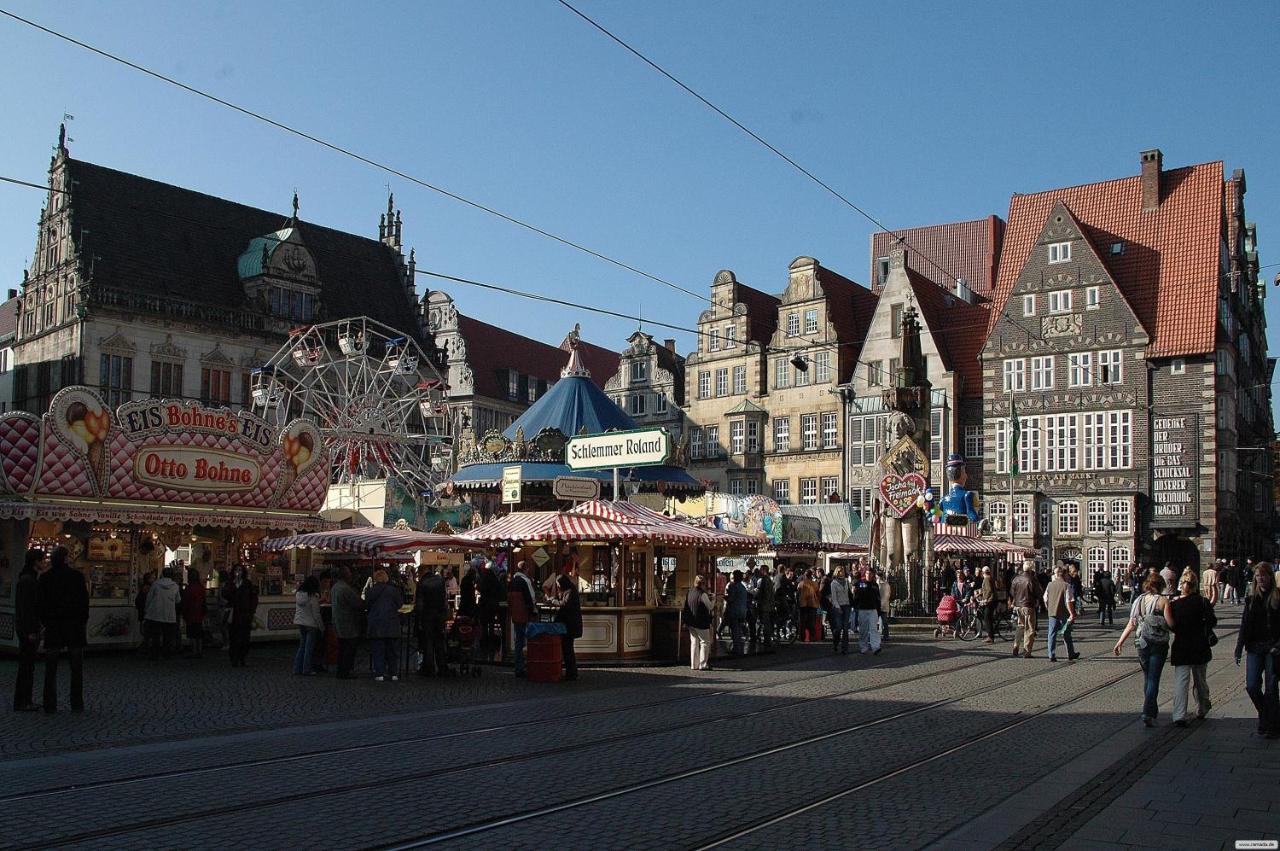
1103, 519, 1115, 581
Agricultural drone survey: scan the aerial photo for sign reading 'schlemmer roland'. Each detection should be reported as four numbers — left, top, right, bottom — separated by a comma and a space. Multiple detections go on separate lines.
565, 428, 670, 471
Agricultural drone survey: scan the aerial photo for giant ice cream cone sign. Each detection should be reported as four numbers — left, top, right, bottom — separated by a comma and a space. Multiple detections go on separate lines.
270, 420, 322, 507
50, 388, 114, 495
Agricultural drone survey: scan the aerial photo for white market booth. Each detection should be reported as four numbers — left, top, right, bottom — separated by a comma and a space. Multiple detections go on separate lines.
468, 500, 759, 662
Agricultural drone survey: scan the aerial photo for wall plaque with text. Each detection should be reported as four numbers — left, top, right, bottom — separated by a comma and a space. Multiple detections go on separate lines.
1150, 412, 1199, 528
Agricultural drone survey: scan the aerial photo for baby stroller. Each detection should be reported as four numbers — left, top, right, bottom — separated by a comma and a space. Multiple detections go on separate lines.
447, 615, 482, 677
934, 594, 961, 639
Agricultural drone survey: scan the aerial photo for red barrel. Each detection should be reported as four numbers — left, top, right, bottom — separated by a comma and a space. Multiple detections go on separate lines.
526, 634, 563, 683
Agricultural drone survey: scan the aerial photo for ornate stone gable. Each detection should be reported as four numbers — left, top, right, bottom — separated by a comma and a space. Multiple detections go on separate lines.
150, 334, 186, 361
98, 329, 136, 354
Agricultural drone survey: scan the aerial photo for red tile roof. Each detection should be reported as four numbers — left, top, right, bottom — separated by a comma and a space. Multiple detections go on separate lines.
0, 297, 17, 340
735, 282, 781, 345
870, 216, 1004, 296
905, 269, 990, 398
814, 264, 878, 382
987, 161, 1224, 358
455, 314, 617, 400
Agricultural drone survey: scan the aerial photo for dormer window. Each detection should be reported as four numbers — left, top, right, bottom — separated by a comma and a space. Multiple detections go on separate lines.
268, 287, 314, 322
1048, 241, 1072, 263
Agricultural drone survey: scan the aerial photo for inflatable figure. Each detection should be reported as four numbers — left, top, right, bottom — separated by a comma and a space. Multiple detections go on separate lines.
940, 453, 981, 524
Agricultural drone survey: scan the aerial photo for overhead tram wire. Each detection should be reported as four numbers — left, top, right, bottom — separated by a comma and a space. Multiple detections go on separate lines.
555, 0, 968, 289
0, 7, 711, 306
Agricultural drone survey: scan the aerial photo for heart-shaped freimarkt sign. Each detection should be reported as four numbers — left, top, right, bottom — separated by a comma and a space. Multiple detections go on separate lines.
879, 472, 927, 518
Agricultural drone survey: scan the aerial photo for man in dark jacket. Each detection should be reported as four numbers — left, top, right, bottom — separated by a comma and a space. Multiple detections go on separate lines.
752, 563, 776, 653
554, 573, 582, 680
37, 546, 89, 713
415, 564, 449, 677
222, 566, 259, 668
1094, 568, 1117, 627
725, 570, 750, 656
330, 566, 363, 679
1009, 560, 1042, 658
14, 548, 47, 712
477, 559, 505, 661
507, 558, 537, 678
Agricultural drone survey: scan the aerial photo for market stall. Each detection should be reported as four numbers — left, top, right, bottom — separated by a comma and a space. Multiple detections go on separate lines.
467, 500, 758, 662
0, 387, 332, 649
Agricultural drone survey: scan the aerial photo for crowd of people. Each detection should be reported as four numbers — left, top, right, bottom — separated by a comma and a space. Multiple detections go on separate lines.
1111, 560, 1280, 738
687, 559, 890, 670
14, 540, 1279, 740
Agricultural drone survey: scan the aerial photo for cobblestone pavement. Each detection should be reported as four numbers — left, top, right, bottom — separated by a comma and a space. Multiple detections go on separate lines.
2, 614, 1269, 850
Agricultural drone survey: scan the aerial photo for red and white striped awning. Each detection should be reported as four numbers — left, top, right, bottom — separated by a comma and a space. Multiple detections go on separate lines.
262, 527, 477, 556
933, 535, 1034, 556
569, 500, 762, 548
467, 510, 651, 543
468, 502, 762, 549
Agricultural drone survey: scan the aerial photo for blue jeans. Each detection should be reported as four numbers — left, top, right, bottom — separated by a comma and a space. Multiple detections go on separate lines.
513, 621, 528, 675
1245, 650, 1280, 731
1137, 643, 1168, 721
371, 637, 399, 678
293, 627, 319, 674
1046, 616, 1075, 659
829, 605, 851, 652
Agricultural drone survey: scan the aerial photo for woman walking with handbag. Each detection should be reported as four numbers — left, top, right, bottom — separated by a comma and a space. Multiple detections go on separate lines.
1235, 563, 1280, 738
1113, 573, 1171, 727
1164, 568, 1216, 726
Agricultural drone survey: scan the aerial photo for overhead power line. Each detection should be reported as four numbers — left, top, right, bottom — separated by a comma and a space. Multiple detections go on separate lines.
556, 0, 965, 288
0, 7, 711, 304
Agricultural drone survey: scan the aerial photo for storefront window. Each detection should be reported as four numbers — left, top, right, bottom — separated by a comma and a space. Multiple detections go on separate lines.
625, 549, 646, 604
585, 546, 616, 606
654, 553, 677, 605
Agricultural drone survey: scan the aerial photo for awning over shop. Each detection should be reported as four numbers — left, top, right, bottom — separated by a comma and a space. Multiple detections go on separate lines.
933, 535, 1033, 555
468, 501, 761, 548
0, 499, 331, 531
262, 527, 477, 556
568, 500, 762, 549
466, 510, 652, 543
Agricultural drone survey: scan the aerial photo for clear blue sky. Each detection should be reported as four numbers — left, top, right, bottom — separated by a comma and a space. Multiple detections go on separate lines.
2, 1, 1278, 406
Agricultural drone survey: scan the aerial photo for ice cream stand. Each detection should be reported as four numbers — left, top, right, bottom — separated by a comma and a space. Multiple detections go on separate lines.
0, 386, 332, 649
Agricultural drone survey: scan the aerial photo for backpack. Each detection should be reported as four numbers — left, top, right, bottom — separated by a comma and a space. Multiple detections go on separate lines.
1134, 594, 1169, 649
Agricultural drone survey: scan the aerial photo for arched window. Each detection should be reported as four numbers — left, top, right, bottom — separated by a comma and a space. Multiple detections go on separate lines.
1087, 547, 1107, 582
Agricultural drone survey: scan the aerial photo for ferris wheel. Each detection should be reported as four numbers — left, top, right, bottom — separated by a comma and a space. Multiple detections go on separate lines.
250, 316, 452, 502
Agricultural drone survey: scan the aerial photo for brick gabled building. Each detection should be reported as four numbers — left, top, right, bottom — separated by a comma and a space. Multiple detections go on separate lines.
981, 149, 1273, 573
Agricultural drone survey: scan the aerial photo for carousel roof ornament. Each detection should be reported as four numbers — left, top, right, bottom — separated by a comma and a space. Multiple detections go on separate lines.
561, 323, 590, 378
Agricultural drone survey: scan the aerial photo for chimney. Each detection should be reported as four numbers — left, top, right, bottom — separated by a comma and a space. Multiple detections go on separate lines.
664, 338, 676, 353
6, 289, 15, 301
1140, 149, 1162, 212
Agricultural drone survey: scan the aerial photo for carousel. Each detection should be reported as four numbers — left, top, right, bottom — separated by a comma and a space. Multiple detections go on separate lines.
447, 332, 703, 519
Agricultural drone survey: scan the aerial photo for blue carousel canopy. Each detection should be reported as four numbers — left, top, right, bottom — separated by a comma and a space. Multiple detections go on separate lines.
503, 373, 636, 440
